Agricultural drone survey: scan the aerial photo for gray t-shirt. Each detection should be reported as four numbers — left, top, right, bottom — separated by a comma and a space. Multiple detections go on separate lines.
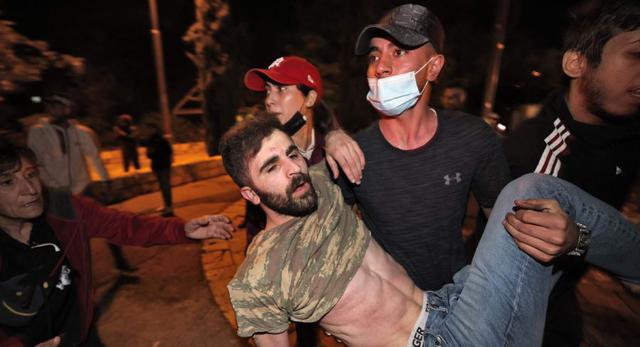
338, 110, 510, 290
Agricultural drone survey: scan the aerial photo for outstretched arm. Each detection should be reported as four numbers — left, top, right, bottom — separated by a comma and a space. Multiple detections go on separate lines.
254, 332, 290, 347
185, 214, 234, 239
324, 129, 365, 184
502, 198, 578, 263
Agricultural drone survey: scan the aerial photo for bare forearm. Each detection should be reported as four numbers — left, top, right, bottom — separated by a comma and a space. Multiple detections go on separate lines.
254, 332, 290, 347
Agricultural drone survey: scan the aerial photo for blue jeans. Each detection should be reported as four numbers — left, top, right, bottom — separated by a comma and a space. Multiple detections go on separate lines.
423, 173, 640, 347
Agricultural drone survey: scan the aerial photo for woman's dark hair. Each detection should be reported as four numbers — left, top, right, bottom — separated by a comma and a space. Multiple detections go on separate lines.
219, 115, 284, 187
0, 139, 37, 176
296, 84, 338, 135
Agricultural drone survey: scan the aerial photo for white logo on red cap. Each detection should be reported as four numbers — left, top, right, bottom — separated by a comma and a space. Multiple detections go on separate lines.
269, 57, 284, 69
307, 75, 315, 85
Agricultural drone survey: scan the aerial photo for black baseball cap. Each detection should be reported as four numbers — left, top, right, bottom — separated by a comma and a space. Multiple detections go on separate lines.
355, 4, 445, 55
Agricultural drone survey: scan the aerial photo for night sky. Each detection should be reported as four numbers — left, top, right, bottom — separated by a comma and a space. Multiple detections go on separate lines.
2, 0, 197, 115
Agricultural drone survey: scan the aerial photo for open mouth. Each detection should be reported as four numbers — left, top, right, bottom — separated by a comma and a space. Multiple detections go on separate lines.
292, 181, 309, 195
631, 88, 640, 99
289, 175, 310, 196
22, 199, 41, 208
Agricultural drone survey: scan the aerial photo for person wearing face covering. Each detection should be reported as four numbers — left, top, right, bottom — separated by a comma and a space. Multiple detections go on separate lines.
323, 4, 519, 292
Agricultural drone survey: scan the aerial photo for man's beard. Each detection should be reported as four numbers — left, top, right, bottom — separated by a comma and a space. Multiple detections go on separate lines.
582, 72, 640, 123
254, 173, 318, 217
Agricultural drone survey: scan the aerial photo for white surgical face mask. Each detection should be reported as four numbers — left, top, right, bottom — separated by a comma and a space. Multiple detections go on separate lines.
366, 57, 435, 116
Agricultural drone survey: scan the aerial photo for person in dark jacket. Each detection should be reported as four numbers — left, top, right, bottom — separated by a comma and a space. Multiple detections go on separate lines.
113, 114, 140, 174
143, 123, 174, 216
0, 141, 233, 347
503, 1, 640, 345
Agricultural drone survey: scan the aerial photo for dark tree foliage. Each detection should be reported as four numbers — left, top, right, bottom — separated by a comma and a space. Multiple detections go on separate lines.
0, 18, 82, 138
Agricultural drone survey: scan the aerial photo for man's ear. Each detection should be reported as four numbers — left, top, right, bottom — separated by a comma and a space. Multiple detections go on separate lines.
304, 90, 318, 108
240, 186, 260, 205
562, 50, 587, 78
459, 91, 467, 105
427, 54, 445, 82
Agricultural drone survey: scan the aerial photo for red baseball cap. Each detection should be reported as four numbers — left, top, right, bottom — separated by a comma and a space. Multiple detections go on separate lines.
244, 56, 324, 99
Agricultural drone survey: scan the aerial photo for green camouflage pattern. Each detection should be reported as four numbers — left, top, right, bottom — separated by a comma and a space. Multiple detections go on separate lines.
228, 164, 371, 337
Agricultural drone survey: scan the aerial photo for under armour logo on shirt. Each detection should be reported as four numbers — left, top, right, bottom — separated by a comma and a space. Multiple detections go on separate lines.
269, 57, 284, 69
444, 173, 462, 185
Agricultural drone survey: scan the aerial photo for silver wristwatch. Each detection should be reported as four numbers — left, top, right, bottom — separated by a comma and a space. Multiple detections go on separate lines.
567, 222, 591, 257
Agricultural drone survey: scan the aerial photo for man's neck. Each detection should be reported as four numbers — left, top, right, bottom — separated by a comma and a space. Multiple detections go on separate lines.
264, 211, 295, 231
290, 112, 315, 152
0, 219, 33, 245
566, 81, 605, 125
379, 95, 438, 150
51, 116, 71, 128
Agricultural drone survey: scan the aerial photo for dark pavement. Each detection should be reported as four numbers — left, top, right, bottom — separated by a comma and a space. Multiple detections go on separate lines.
90, 174, 248, 347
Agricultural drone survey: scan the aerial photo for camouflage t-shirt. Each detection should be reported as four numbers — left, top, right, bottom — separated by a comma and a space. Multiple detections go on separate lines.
228, 164, 371, 337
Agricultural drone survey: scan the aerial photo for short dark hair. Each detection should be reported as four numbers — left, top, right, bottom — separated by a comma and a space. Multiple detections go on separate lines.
442, 79, 468, 91
219, 116, 284, 187
296, 84, 338, 136
0, 139, 38, 176
563, 0, 640, 67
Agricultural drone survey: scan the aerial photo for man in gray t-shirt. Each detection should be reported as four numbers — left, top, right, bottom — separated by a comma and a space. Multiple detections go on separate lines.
326, 4, 510, 290
337, 109, 508, 290
327, 4, 577, 291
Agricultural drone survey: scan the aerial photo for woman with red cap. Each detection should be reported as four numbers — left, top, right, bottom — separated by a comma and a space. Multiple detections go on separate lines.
242, 56, 337, 347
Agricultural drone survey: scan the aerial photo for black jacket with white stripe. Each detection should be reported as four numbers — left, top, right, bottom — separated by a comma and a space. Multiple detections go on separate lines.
504, 89, 640, 209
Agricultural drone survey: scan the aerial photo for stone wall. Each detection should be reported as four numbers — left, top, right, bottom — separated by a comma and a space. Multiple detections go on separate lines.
87, 142, 227, 204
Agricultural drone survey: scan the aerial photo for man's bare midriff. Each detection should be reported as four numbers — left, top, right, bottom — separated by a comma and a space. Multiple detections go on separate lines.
320, 238, 425, 346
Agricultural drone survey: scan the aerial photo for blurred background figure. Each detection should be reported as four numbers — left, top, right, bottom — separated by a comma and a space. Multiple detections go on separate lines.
113, 114, 140, 175
27, 93, 136, 275
27, 94, 110, 194
440, 79, 468, 111
143, 123, 174, 217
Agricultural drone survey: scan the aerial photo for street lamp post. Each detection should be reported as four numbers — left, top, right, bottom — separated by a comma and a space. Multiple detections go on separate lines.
482, 0, 511, 119
148, 0, 172, 139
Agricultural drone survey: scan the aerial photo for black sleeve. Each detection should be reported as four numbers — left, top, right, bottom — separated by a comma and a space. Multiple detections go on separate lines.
334, 171, 356, 205
503, 120, 546, 180
471, 131, 511, 209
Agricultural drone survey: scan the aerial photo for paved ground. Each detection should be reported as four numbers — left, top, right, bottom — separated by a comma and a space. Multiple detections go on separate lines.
90, 152, 640, 347
91, 174, 249, 347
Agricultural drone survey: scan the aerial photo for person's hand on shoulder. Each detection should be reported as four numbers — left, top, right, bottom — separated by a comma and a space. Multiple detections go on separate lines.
324, 129, 365, 184
502, 198, 579, 263
185, 214, 234, 240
